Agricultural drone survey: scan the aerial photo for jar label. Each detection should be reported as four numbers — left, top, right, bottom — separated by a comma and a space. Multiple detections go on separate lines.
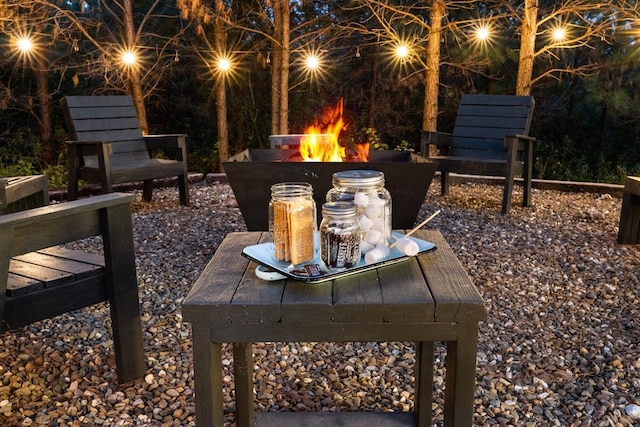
321, 230, 361, 269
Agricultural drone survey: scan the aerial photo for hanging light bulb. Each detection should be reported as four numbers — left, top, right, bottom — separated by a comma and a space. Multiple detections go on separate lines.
355, 46, 361, 58
552, 27, 566, 42
305, 54, 320, 70
218, 57, 231, 72
16, 36, 34, 53
476, 26, 490, 41
395, 44, 409, 60
266, 52, 271, 64
121, 50, 137, 66
174, 50, 179, 62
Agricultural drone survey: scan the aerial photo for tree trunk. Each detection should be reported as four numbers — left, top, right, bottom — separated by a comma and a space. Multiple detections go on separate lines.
215, 0, 229, 164
35, 43, 53, 166
271, 0, 289, 135
279, 1, 290, 135
271, 0, 282, 135
422, 0, 444, 156
122, 0, 148, 134
516, 0, 538, 96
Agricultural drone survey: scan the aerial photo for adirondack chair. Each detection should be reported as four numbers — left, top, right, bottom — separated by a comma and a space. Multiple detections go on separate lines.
0, 191, 145, 383
0, 175, 49, 215
62, 95, 190, 206
421, 94, 536, 214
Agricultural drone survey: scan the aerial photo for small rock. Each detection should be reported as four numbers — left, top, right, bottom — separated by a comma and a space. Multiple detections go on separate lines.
625, 404, 640, 419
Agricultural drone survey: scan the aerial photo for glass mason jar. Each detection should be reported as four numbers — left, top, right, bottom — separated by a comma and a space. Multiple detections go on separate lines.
326, 170, 392, 253
268, 182, 317, 265
320, 202, 361, 271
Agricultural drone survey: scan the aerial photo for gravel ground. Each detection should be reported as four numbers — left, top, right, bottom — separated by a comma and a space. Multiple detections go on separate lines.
0, 177, 639, 426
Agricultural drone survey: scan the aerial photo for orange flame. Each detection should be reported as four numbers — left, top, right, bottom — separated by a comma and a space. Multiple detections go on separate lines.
299, 133, 344, 162
299, 99, 369, 162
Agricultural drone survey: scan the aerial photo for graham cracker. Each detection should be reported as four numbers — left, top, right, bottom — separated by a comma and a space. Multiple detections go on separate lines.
272, 200, 290, 261
288, 199, 315, 265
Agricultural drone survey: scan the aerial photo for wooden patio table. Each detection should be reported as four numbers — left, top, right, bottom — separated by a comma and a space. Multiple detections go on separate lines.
182, 229, 485, 427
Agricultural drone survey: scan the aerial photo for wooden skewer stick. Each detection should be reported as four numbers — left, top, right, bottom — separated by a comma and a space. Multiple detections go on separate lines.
389, 209, 442, 249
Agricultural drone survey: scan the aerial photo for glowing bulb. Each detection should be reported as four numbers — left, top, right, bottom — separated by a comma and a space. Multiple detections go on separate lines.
395, 44, 409, 59
476, 26, 490, 41
552, 27, 566, 41
17, 37, 34, 53
306, 55, 320, 70
218, 57, 231, 72
121, 51, 137, 65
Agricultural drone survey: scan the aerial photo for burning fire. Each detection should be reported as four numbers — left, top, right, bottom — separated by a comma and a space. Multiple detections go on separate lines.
300, 99, 369, 162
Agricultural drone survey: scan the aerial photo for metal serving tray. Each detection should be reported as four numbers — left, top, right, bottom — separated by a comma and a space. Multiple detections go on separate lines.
242, 231, 437, 284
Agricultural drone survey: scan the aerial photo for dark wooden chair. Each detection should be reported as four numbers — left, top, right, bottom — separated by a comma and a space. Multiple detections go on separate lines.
0, 192, 145, 383
0, 175, 49, 215
421, 94, 536, 214
618, 176, 640, 244
62, 95, 189, 206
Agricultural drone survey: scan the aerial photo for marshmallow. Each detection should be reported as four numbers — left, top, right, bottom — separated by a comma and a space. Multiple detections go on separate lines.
365, 204, 383, 219
364, 228, 382, 245
365, 244, 391, 264
357, 214, 374, 232
371, 217, 386, 232
353, 192, 369, 206
394, 237, 420, 257
360, 240, 375, 254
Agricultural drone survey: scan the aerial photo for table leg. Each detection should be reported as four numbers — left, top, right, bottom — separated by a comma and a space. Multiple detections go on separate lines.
444, 323, 479, 427
233, 342, 254, 427
192, 325, 224, 426
415, 341, 434, 427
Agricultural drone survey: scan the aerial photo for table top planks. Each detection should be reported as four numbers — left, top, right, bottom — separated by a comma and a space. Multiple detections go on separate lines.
183, 230, 484, 330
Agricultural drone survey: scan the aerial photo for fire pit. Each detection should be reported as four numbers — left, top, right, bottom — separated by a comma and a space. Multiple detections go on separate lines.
224, 148, 438, 231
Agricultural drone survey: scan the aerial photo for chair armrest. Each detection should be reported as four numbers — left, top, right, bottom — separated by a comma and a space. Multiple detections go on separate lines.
143, 134, 187, 150
505, 134, 536, 151
143, 134, 187, 161
0, 193, 134, 258
421, 131, 453, 157
65, 140, 111, 145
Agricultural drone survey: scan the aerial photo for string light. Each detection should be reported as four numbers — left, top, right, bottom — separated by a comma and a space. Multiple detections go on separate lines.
121, 50, 137, 65
470, 22, 494, 49
305, 54, 321, 71
552, 26, 567, 42
475, 26, 491, 41
395, 44, 409, 59
11, 33, 39, 64
217, 57, 231, 72
17, 37, 34, 53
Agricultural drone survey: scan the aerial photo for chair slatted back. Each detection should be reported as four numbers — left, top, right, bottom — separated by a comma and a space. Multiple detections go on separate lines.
450, 94, 535, 159
62, 96, 149, 162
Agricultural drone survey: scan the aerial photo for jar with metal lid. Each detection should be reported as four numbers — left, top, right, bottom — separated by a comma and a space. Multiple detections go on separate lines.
320, 202, 361, 271
326, 170, 392, 252
269, 182, 316, 265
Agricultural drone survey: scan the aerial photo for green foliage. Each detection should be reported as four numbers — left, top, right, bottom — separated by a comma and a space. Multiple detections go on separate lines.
0, 130, 39, 177
0, 130, 38, 168
393, 140, 415, 153
0, 128, 69, 189
189, 146, 220, 174
0, 158, 38, 178
43, 165, 68, 189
